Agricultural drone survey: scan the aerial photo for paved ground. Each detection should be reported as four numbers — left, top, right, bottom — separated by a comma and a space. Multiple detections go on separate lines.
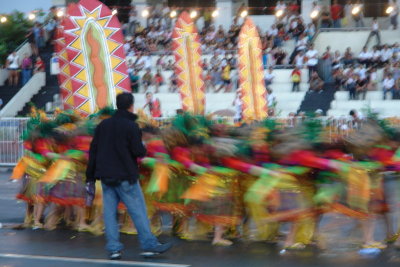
1, 169, 400, 267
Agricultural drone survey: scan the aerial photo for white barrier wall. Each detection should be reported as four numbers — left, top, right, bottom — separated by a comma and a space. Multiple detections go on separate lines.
0, 72, 46, 117
314, 30, 400, 54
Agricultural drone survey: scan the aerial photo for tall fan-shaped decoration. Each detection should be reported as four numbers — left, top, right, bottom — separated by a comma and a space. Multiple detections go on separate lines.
172, 11, 205, 115
238, 18, 268, 121
55, 5, 74, 110
57, 0, 131, 116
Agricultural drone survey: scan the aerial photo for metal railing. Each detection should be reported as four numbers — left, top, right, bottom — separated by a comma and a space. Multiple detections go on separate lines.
0, 118, 28, 167
0, 116, 398, 167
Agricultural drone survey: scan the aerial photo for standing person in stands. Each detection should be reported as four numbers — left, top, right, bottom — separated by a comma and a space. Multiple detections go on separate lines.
389, 0, 399, 30
347, 73, 358, 100
142, 68, 153, 93
383, 73, 395, 100
365, 18, 381, 47
352, 0, 365, 28
21, 54, 32, 86
86, 93, 172, 260
320, 6, 333, 28
356, 73, 368, 100
291, 66, 302, 92
143, 92, 162, 118
331, 0, 343, 28
6, 51, 20, 87
130, 69, 140, 93
264, 66, 275, 87
305, 43, 319, 81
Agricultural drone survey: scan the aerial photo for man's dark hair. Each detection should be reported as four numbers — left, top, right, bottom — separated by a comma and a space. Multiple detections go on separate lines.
116, 93, 134, 110
349, 110, 356, 116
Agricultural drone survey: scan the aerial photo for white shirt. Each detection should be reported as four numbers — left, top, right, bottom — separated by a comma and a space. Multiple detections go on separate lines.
370, 72, 377, 82
268, 28, 278, 37
306, 50, 318, 66
296, 55, 304, 67
143, 56, 152, 69
267, 94, 276, 107
358, 51, 372, 60
381, 49, 393, 62
296, 38, 308, 51
123, 43, 131, 54
265, 72, 275, 82
383, 78, 395, 89
355, 67, 367, 80
234, 97, 242, 120
372, 22, 379, 31
7, 54, 19, 69
372, 50, 381, 60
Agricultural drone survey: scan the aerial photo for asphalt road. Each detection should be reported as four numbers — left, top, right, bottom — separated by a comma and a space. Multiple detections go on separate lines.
1, 169, 400, 267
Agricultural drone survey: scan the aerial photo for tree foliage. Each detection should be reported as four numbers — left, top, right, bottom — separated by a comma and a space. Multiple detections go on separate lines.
0, 11, 33, 65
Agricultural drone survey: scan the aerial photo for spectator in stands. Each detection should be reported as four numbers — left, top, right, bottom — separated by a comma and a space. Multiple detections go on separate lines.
203, 70, 213, 92
311, 1, 321, 28
0, 98, 2, 109
371, 46, 381, 66
395, 74, 400, 99
332, 50, 343, 69
232, 89, 243, 122
267, 88, 277, 115
332, 68, 345, 91
21, 54, 33, 86
265, 67, 275, 87
273, 47, 287, 65
291, 66, 302, 92
305, 23, 316, 40
32, 23, 44, 50
130, 69, 140, 93
305, 43, 319, 81
347, 73, 358, 100
365, 18, 381, 47
309, 71, 324, 93
343, 47, 355, 66
389, 0, 399, 30
381, 45, 393, 65
320, 6, 333, 28
356, 73, 368, 100
352, 0, 365, 28
290, 33, 308, 64
34, 56, 45, 74
143, 92, 162, 118
165, 60, 174, 71
358, 46, 372, 67
169, 72, 178, 93
26, 27, 38, 56
154, 70, 164, 94
383, 73, 396, 100
344, 0, 353, 27
295, 50, 305, 68
331, 0, 343, 28
211, 66, 222, 91
142, 68, 153, 92
367, 67, 378, 91
216, 62, 232, 93
6, 51, 20, 87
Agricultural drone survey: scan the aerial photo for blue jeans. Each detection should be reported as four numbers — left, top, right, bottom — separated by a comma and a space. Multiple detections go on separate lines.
21, 69, 32, 86
333, 19, 341, 28
383, 87, 395, 100
102, 181, 158, 252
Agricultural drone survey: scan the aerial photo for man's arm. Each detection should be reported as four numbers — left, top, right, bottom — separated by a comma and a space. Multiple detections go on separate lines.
128, 123, 147, 157
86, 125, 100, 182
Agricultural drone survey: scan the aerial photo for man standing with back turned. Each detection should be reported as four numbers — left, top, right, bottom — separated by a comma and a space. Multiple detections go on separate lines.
86, 93, 172, 260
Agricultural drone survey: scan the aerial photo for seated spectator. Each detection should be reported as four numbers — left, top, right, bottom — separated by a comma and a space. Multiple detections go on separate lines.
165, 60, 174, 71
21, 53, 33, 86
203, 70, 213, 92
383, 73, 395, 100
290, 33, 308, 63
309, 71, 324, 93
343, 47, 355, 66
267, 88, 277, 115
358, 46, 372, 67
265, 66, 275, 87
367, 67, 378, 91
6, 51, 20, 87
273, 48, 287, 65
356, 74, 368, 100
294, 50, 305, 68
156, 55, 166, 70
215, 62, 231, 93
291, 66, 302, 92
381, 45, 393, 65
371, 46, 381, 66
346, 73, 358, 100
143, 92, 162, 118
142, 68, 153, 92
332, 68, 345, 91
332, 50, 342, 69
130, 69, 140, 93
211, 66, 222, 91
34, 56, 45, 74
154, 70, 164, 93
169, 72, 178, 93
305, 43, 319, 80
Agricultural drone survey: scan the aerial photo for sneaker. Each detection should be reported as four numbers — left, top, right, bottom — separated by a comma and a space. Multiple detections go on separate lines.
109, 251, 122, 260
140, 242, 173, 257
